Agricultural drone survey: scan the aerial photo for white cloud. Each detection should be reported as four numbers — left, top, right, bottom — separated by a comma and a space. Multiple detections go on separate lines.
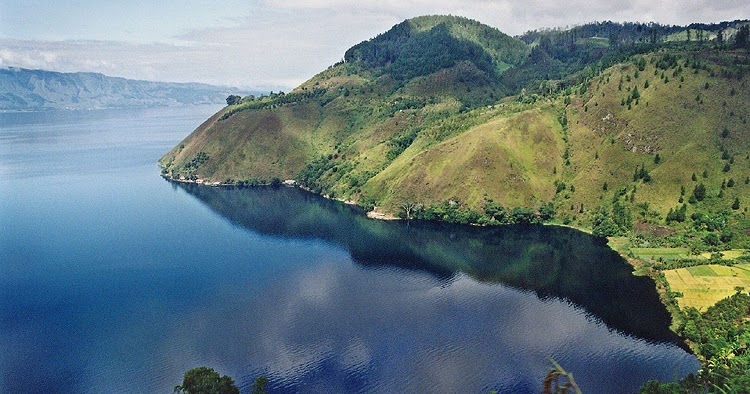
1, 1, 748, 88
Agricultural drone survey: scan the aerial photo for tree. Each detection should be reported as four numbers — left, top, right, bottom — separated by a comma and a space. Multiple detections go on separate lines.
543, 358, 582, 394
400, 201, 420, 219
226, 95, 242, 106
251, 376, 269, 394
539, 202, 556, 222
484, 199, 507, 223
704, 232, 720, 246
735, 25, 750, 49
591, 207, 619, 237
175, 367, 239, 394
510, 207, 537, 224
732, 197, 740, 210
666, 204, 687, 224
692, 183, 706, 202
634, 163, 651, 182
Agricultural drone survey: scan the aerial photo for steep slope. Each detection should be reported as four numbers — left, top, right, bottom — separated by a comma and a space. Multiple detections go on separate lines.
159, 15, 528, 185
363, 105, 565, 209
344, 15, 528, 80
160, 17, 750, 249
556, 50, 749, 236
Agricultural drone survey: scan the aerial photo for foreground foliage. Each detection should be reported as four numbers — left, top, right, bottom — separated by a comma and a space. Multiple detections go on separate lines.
174, 367, 239, 394
640, 291, 750, 393
174, 368, 269, 394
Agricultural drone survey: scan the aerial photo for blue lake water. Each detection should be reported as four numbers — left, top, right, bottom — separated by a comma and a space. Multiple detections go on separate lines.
0, 106, 699, 393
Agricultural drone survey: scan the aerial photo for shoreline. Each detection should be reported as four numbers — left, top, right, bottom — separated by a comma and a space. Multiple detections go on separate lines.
161, 174, 689, 345
161, 174, 682, 327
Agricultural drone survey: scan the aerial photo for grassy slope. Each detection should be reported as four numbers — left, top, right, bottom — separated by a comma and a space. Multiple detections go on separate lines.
364, 105, 564, 210
560, 52, 749, 238
161, 49, 749, 240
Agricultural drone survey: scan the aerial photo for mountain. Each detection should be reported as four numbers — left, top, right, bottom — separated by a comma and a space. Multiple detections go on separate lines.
0, 68, 250, 111
160, 15, 749, 247
160, 15, 750, 389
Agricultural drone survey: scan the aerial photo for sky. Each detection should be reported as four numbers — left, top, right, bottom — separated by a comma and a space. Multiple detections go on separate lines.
1, 1, 748, 90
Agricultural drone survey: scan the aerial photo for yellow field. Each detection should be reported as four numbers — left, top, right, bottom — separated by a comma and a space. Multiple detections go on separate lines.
698, 250, 748, 260
664, 263, 750, 311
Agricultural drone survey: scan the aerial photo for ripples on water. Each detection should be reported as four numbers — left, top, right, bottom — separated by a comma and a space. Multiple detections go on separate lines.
0, 107, 699, 393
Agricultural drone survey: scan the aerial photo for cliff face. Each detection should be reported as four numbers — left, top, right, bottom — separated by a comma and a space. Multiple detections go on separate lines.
0, 68, 245, 110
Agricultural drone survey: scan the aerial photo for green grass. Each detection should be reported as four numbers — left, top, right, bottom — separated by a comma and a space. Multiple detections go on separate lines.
686, 265, 718, 276
161, 33, 750, 254
577, 37, 609, 48
630, 247, 696, 262
664, 29, 716, 42
363, 104, 564, 211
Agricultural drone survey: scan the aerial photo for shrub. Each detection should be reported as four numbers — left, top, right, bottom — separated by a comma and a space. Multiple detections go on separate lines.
175, 367, 239, 394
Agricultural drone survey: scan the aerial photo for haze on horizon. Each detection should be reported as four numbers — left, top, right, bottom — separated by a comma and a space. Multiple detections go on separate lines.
1, 0, 748, 90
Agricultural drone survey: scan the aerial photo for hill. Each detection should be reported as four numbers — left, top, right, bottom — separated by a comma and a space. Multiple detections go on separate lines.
159, 15, 529, 185
160, 17, 749, 250
160, 15, 750, 391
0, 68, 250, 111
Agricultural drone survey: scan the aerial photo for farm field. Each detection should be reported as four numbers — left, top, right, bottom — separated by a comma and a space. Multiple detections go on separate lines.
630, 247, 696, 262
664, 263, 750, 311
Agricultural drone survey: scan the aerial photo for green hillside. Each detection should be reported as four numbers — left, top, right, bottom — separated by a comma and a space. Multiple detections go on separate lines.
159, 16, 750, 390
160, 15, 749, 240
159, 17, 750, 250
344, 15, 528, 79
159, 15, 529, 188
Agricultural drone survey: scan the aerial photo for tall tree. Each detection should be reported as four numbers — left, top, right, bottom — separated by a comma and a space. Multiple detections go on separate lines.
735, 25, 750, 49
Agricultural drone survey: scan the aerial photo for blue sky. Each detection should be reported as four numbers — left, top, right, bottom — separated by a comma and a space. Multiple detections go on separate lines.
1, 0, 748, 90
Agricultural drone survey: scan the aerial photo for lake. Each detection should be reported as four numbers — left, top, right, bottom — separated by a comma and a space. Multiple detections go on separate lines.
0, 106, 699, 393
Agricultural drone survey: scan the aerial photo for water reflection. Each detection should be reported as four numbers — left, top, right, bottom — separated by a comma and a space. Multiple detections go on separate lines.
172, 183, 698, 393
177, 183, 683, 345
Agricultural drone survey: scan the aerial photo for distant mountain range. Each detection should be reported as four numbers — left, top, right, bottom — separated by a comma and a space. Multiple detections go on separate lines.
0, 67, 253, 111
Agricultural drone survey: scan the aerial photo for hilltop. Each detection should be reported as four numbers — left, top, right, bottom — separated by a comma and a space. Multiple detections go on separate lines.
0, 68, 250, 111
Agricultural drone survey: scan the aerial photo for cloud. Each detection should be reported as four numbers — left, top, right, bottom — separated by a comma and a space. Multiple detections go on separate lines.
1, 1, 748, 88
156, 265, 697, 393
262, 0, 749, 34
